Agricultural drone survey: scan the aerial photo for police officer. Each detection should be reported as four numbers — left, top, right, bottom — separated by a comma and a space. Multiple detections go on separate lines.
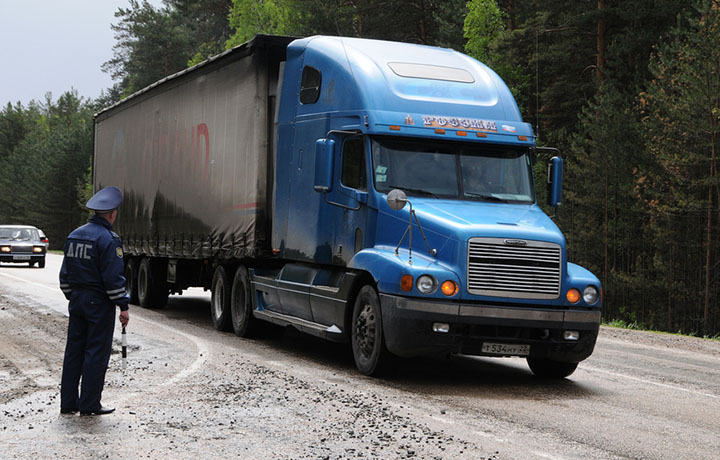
59, 186, 129, 415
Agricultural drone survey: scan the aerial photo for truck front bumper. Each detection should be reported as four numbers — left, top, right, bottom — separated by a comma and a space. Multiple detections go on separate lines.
380, 294, 600, 363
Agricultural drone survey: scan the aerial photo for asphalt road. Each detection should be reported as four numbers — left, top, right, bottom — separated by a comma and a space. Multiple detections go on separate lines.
1, 254, 718, 460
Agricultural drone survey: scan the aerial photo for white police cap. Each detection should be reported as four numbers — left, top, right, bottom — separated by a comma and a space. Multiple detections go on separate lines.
86, 186, 123, 211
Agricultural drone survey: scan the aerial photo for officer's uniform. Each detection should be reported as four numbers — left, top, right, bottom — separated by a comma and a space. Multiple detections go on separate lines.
59, 186, 129, 414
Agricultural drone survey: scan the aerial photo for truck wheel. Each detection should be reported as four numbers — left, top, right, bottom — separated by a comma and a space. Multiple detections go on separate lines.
230, 265, 257, 337
211, 265, 232, 332
124, 258, 139, 304
138, 257, 168, 309
351, 285, 391, 376
527, 357, 578, 379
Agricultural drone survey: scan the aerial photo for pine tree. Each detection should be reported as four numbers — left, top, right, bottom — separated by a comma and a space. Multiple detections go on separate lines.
640, 0, 720, 334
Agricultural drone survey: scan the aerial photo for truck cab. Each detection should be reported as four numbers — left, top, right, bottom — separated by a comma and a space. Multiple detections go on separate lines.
257, 36, 602, 377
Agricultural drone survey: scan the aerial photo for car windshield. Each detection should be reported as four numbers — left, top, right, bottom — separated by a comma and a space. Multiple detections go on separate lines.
0, 227, 36, 240
371, 137, 535, 203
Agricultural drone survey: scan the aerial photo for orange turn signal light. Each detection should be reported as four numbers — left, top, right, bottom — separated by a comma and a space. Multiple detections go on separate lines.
441, 280, 458, 296
389, 125, 401, 131
401, 275, 413, 292
435, 128, 446, 134
566, 288, 581, 303
476, 132, 487, 138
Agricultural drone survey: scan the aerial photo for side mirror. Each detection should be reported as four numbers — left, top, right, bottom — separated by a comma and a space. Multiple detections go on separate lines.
547, 156, 563, 208
313, 138, 335, 193
387, 189, 408, 211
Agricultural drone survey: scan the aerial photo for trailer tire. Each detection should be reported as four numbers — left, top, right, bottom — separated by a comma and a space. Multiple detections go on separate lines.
351, 285, 391, 376
137, 257, 168, 309
527, 357, 578, 379
230, 265, 257, 337
124, 258, 139, 304
211, 265, 232, 332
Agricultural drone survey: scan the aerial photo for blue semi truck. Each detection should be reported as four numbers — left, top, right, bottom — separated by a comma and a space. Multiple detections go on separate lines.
94, 35, 602, 378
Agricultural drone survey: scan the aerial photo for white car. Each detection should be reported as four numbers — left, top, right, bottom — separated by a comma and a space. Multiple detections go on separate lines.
0, 225, 48, 268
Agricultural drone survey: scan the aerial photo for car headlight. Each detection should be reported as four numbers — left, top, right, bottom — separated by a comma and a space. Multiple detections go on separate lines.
1, 246, 10, 253
33, 246, 44, 253
416, 275, 438, 294
583, 286, 599, 304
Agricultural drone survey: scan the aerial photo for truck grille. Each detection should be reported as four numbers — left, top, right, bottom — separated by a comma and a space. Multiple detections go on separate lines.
467, 238, 561, 299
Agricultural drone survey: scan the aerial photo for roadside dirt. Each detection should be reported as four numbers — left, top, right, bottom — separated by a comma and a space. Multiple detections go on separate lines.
600, 325, 720, 357
0, 290, 499, 460
3, 279, 719, 460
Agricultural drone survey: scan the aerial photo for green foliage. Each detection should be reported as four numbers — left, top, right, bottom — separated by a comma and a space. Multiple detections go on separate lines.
0, 92, 94, 249
638, 0, 720, 334
224, 0, 468, 51
226, 0, 298, 47
464, 0, 505, 64
103, 0, 232, 101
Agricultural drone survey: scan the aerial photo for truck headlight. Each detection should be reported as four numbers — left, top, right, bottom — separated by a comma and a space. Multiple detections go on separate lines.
583, 286, 599, 304
416, 275, 438, 294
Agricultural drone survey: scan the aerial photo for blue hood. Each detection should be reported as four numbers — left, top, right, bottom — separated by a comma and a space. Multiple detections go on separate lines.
374, 197, 565, 273
387, 198, 564, 247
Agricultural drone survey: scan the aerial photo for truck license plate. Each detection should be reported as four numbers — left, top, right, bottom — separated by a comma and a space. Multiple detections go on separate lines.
13, 255, 31, 261
481, 342, 530, 356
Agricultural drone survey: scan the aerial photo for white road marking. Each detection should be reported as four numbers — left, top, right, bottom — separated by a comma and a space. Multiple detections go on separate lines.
530, 450, 570, 460
133, 316, 209, 387
583, 365, 719, 399
1, 269, 208, 387
0, 271, 57, 292
429, 415, 455, 424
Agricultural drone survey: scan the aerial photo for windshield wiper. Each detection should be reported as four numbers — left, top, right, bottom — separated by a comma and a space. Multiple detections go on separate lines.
387, 185, 439, 198
464, 192, 509, 203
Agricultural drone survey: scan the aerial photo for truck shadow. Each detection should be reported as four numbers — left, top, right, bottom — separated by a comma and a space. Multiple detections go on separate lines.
158, 294, 599, 400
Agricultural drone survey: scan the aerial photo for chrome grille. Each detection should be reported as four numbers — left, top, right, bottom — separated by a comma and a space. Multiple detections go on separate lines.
467, 238, 561, 299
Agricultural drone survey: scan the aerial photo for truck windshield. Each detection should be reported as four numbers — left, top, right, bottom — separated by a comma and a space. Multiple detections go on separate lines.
371, 137, 535, 203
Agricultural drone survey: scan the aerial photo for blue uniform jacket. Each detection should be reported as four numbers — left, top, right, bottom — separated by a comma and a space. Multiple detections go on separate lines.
59, 215, 129, 311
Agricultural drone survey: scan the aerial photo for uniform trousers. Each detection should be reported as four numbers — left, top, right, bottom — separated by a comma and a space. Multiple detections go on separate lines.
60, 291, 116, 412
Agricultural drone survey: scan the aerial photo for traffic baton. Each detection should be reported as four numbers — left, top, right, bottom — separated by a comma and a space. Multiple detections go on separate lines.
121, 326, 128, 369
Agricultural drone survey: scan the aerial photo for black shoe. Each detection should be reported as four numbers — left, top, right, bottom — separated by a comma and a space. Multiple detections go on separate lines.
80, 406, 115, 416
60, 408, 78, 415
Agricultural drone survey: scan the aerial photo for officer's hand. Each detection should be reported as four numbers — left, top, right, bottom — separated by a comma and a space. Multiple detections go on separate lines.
119, 310, 129, 328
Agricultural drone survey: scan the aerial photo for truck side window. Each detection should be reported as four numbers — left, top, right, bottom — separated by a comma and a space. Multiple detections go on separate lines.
341, 138, 366, 191
300, 66, 321, 104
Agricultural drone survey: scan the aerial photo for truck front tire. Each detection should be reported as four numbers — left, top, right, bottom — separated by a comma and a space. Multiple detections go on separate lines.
527, 357, 578, 379
351, 285, 391, 376
211, 266, 233, 331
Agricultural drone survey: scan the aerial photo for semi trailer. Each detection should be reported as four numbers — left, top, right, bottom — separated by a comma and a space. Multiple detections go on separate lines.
94, 35, 602, 377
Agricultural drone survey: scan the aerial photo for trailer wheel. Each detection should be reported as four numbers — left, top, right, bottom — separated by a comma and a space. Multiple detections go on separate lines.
230, 265, 257, 337
527, 357, 578, 379
211, 265, 232, 331
124, 258, 139, 304
351, 285, 391, 376
137, 257, 168, 309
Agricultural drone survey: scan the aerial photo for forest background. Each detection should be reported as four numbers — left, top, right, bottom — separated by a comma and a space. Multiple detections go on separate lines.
1, 0, 718, 337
